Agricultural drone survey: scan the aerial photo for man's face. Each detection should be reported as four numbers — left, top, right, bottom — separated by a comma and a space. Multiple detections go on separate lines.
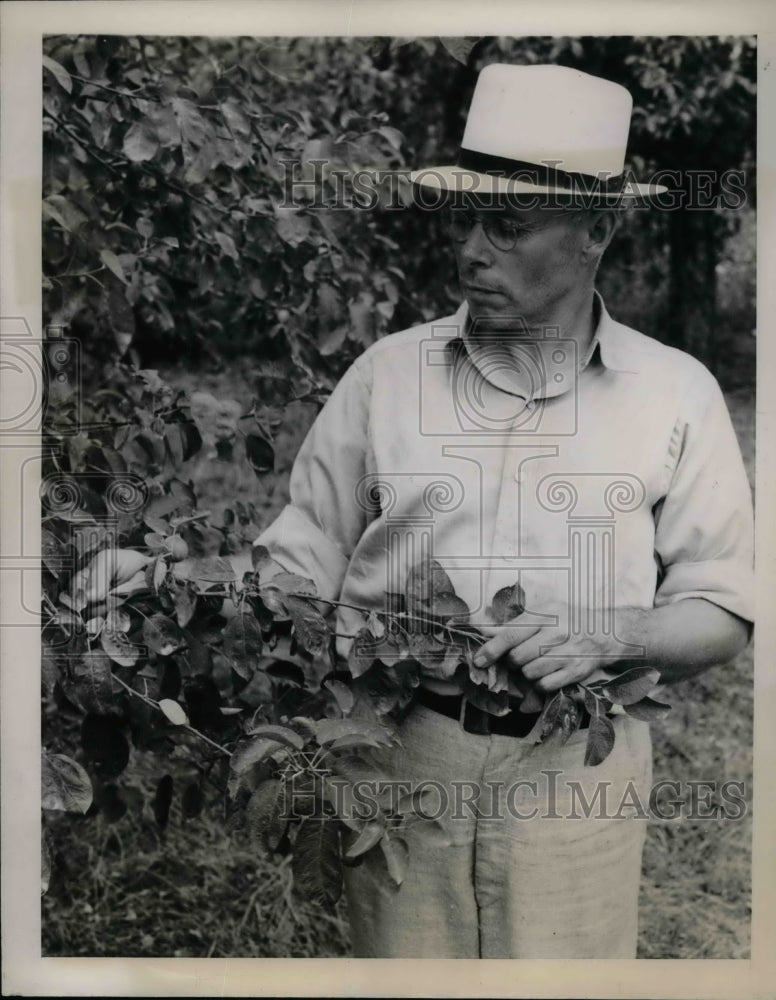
449, 198, 591, 332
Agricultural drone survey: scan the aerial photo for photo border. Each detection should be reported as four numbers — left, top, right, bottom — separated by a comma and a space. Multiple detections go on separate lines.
2, 1, 775, 996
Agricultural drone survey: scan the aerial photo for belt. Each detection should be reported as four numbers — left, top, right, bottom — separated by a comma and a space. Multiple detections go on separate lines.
417, 686, 591, 738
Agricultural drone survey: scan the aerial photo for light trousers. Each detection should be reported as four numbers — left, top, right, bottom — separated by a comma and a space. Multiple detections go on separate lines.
343, 704, 652, 958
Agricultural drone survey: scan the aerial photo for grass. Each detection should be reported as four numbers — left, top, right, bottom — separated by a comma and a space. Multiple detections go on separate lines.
42, 361, 754, 959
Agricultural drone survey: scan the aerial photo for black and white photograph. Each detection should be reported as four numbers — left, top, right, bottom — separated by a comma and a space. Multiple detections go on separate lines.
2, 1, 775, 996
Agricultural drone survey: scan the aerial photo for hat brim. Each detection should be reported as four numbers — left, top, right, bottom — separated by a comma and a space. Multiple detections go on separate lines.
409, 166, 667, 202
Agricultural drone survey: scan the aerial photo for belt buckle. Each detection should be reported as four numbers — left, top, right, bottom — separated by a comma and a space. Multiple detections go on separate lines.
461, 700, 492, 736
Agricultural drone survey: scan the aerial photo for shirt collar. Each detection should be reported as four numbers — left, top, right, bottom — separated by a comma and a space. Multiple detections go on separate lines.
450, 290, 639, 399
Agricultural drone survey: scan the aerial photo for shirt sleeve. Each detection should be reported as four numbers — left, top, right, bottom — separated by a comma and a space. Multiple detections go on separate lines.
253, 358, 372, 603
653, 364, 754, 623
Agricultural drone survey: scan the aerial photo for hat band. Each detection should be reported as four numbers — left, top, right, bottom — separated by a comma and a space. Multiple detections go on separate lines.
457, 146, 624, 193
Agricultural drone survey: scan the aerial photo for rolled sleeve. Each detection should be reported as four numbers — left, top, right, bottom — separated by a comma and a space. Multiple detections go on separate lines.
254, 359, 372, 603
653, 367, 754, 623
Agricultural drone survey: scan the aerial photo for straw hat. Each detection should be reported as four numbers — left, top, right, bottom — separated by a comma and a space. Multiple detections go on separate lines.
410, 63, 666, 202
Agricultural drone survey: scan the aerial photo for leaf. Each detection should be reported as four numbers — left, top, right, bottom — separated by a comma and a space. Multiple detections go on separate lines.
558, 692, 581, 744
537, 690, 563, 740
314, 717, 394, 747
274, 207, 312, 247
345, 821, 384, 859
143, 613, 185, 657
405, 558, 455, 607
136, 217, 154, 240
245, 431, 275, 476
244, 723, 305, 751
123, 120, 159, 162
246, 778, 286, 849
268, 572, 317, 597
80, 714, 130, 778
41, 751, 93, 813
491, 581, 525, 624
42, 54, 72, 93
406, 817, 452, 848
292, 817, 342, 906
601, 667, 661, 706
100, 627, 139, 667
438, 36, 478, 65
230, 736, 287, 776
223, 613, 263, 678
584, 711, 616, 766
188, 556, 236, 584
153, 774, 174, 828
323, 679, 354, 716
99, 249, 128, 285
158, 698, 189, 726
168, 578, 197, 628
428, 593, 470, 624
251, 544, 284, 577
214, 232, 239, 260
380, 833, 409, 887
623, 696, 672, 722
285, 596, 330, 656
70, 650, 116, 714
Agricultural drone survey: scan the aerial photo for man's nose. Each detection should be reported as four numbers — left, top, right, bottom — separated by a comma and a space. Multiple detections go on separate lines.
457, 220, 494, 268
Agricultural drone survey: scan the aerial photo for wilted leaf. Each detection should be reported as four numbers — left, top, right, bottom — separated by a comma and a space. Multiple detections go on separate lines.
41, 750, 93, 813
538, 690, 563, 740
601, 667, 660, 706
143, 613, 185, 656
293, 816, 342, 905
491, 581, 525, 624
275, 207, 312, 246
584, 711, 616, 766
158, 698, 189, 726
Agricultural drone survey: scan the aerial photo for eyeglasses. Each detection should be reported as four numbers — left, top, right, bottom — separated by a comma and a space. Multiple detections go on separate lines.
444, 206, 575, 252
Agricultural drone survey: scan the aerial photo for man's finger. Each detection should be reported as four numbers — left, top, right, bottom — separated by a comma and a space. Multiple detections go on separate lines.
473, 622, 542, 667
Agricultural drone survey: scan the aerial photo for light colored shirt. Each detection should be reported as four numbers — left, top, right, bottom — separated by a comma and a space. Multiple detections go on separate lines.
256, 294, 754, 683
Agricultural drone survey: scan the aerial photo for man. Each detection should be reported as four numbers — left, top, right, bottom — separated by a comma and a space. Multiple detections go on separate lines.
86, 64, 753, 957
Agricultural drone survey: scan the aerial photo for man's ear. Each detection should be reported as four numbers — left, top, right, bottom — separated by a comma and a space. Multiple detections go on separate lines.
581, 209, 620, 264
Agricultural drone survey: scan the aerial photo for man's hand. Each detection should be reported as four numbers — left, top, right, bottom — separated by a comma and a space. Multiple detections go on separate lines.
69, 548, 153, 606
70, 547, 257, 614
473, 612, 619, 693
472, 599, 751, 691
